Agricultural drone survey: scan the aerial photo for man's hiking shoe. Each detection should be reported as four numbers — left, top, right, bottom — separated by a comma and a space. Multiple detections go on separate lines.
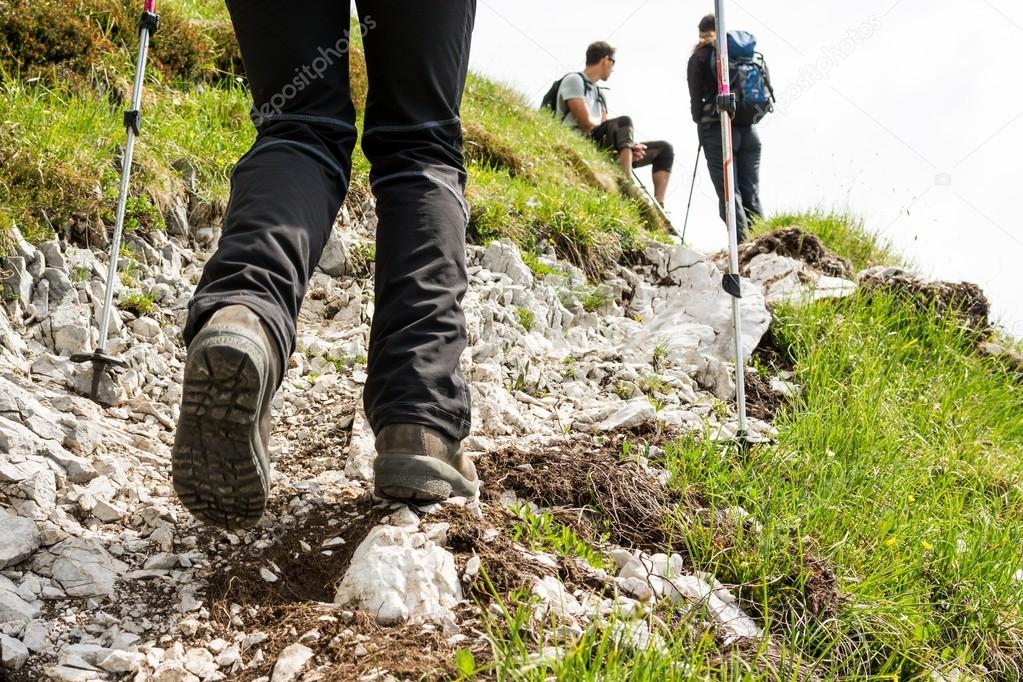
374, 424, 480, 502
172, 305, 279, 529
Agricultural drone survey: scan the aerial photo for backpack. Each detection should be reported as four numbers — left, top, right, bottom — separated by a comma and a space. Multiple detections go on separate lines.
540, 72, 594, 117
712, 31, 775, 125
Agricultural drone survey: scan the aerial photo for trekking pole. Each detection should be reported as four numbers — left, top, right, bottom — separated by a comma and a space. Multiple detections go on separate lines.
681, 141, 702, 243
71, 0, 160, 403
713, 0, 750, 449
630, 170, 681, 241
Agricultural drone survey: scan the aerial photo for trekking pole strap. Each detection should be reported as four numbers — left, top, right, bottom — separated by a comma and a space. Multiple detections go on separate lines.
722, 273, 742, 298
123, 110, 141, 136
716, 93, 736, 117
140, 9, 160, 35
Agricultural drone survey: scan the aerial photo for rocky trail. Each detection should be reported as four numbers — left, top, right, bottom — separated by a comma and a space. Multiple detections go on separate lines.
0, 203, 886, 681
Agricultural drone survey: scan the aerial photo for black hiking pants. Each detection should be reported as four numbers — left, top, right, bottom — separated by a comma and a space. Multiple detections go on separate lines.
183, 1, 477, 441
698, 121, 762, 242
591, 116, 675, 174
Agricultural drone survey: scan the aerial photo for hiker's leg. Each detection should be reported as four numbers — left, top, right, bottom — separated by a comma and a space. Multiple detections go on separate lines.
590, 116, 635, 173
617, 147, 634, 174
589, 120, 613, 150
652, 171, 670, 206
184, 0, 357, 372
355, 0, 476, 441
633, 140, 674, 205
735, 124, 764, 226
700, 122, 748, 241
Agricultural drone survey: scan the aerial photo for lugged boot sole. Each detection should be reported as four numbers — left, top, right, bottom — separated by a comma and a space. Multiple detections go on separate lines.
172, 330, 270, 529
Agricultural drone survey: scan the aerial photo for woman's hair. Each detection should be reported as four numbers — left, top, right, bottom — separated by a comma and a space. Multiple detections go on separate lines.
694, 13, 716, 53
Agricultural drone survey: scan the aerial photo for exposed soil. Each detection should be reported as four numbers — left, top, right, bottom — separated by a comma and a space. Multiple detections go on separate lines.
193, 497, 490, 682
475, 438, 691, 553
271, 397, 357, 484
753, 325, 797, 374
744, 370, 784, 422
203, 498, 383, 611
858, 267, 991, 334
208, 603, 477, 682
738, 228, 853, 279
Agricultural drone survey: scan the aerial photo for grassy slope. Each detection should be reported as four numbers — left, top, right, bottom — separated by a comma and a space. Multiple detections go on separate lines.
486, 218, 1023, 680
0, 0, 658, 272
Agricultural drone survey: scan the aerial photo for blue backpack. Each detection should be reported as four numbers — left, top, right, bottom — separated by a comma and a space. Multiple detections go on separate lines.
712, 31, 775, 125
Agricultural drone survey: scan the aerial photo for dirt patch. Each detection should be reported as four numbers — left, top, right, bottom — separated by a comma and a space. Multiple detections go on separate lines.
738, 228, 853, 279
753, 324, 797, 374
203, 498, 383, 610
434, 503, 611, 604
858, 267, 990, 333
744, 370, 784, 422
205, 603, 484, 682
475, 437, 688, 552
438, 504, 559, 598
271, 398, 356, 484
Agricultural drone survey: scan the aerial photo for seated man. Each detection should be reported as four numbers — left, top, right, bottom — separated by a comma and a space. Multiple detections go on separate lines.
556, 41, 674, 206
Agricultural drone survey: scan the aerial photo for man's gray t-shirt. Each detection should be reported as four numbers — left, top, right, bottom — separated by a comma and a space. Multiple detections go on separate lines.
556, 73, 604, 130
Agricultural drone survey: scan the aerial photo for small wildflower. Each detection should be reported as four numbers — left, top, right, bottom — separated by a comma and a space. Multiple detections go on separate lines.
884, 537, 897, 548
907, 495, 916, 503
922, 540, 933, 552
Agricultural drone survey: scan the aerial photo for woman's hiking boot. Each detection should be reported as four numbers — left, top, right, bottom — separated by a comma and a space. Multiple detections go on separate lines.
374, 424, 479, 502
172, 305, 279, 529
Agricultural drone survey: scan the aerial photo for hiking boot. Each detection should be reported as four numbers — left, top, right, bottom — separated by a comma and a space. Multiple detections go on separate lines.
373, 424, 479, 502
172, 305, 280, 529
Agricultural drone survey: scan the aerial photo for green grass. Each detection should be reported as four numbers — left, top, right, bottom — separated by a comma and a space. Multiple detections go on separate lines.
1, 1, 663, 272
462, 75, 657, 275
0, 75, 251, 247
510, 505, 610, 572
120, 290, 156, 316
472, 215, 1022, 680
516, 306, 536, 332
753, 210, 900, 272
660, 289, 1023, 679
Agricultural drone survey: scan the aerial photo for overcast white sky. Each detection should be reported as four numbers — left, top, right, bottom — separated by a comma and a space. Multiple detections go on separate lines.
468, 0, 1023, 338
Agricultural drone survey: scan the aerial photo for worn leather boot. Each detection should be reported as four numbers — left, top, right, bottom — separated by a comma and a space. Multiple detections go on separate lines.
374, 424, 479, 502
172, 305, 280, 529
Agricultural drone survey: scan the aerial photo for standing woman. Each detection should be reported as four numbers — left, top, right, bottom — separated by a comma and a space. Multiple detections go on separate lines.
687, 13, 763, 242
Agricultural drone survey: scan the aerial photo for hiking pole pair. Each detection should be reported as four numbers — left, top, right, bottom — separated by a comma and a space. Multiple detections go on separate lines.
71, 0, 160, 403
713, 0, 750, 449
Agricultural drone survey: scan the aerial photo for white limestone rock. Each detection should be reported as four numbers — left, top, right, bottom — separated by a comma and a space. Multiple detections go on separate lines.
532, 576, 583, 622
0, 510, 41, 568
151, 660, 200, 682
32, 538, 128, 598
343, 408, 376, 482
0, 633, 29, 670
746, 253, 856, 306
482, 239, 533, 287
130, 316, 161, 338
335, 523, 462, 630
593, 398, 657, 432
270, 642, 315, 682
0, 574, 40, 624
